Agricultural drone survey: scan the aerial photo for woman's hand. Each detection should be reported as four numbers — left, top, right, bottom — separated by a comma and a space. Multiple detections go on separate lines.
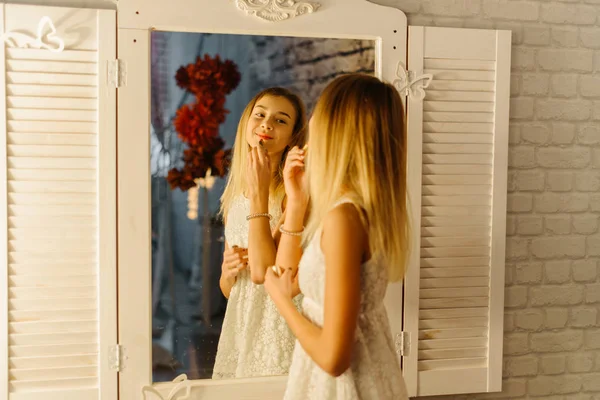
265, 266, 295, 302
283, 146, 308, 208
221, 246, 248, 284
246, 142, 271, 204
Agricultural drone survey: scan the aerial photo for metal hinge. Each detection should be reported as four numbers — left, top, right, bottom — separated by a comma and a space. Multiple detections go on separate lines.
395, 331, 411, 357
108, 59, 127, 88
108, 344, 127, 372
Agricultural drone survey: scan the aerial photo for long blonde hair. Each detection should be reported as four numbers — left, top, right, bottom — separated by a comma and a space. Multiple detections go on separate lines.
220, 87, 307, 218
304, 74, 410, 282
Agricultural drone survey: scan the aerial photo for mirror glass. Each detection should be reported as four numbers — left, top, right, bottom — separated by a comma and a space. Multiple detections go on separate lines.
150, 30, 375, 382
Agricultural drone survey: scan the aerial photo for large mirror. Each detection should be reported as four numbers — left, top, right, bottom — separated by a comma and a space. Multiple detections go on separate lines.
117, 1, 407, 398
149, 30, 375, 382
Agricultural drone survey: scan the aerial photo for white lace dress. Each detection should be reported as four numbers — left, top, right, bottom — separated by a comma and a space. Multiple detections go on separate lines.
284, 200, 409, 400
213, 194, 302, 379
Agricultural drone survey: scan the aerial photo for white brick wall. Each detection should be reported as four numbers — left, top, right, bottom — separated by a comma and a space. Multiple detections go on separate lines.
376, 0, 600, 398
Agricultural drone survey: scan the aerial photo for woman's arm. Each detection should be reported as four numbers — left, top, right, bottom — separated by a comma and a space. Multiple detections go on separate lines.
267, 204, 365, 376
273, 200, 306, 277
220, 232, 248, 298
247, 196, 278, 284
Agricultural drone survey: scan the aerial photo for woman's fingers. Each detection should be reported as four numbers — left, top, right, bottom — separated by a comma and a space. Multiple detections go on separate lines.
256, 145, 265, 163
285, 160, 305, 172
285, 154, 304, 164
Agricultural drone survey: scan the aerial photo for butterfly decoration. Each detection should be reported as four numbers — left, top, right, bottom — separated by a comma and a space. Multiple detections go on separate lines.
393, 61, 433, 101
1, 15, 65, 53
141, 374, 193, 400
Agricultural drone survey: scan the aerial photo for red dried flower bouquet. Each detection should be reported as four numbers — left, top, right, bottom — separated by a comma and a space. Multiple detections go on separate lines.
167, 54, 241, 191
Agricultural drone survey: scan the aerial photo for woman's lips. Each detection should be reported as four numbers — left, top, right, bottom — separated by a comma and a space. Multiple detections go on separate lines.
256, 133, 273, 140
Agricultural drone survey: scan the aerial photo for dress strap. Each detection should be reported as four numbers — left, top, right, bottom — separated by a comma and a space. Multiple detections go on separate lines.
332, 196, 357, 208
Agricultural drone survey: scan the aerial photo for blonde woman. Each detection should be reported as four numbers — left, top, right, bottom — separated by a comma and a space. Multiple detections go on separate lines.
265, 74, 410, 399
213, 87, 306, 379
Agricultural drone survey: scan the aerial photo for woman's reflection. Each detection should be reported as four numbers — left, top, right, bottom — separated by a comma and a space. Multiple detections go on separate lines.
213, 87, 306, 379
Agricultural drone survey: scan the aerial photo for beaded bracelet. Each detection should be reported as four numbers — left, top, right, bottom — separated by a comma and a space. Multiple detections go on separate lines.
279, 225, 304, 236
246, 213, 272, 221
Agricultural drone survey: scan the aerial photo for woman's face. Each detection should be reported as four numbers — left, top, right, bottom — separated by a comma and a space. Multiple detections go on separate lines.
245, 95, 297, 155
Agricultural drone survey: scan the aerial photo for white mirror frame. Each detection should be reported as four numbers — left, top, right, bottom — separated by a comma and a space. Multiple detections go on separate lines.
116, 1, 408, 399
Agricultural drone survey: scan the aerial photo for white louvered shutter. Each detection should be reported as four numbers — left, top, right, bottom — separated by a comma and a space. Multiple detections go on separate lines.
1, 4, 117, 400
403, 26, 511, 397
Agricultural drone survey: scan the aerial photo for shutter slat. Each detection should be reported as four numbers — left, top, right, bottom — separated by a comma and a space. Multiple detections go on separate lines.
422, 216, 491, 226
10, 343, 97, 358
421, 257, 490, 268
419, 358, 486, 371
7, 84, 97, 98
423, 154, 491, 165
424, 91, 494, 102
419, 327, 488, 340
9, 366, 97, 381
10, 309, 97, 322
424, 101, 494, 112
423, 134, 493, 145
420, 287, 489, 299
421, 236, 490, 247
419, 337, 488, 350
10, 354, 97, 369
423, 164, 493, 175
8, 193, 97, 205
423, 112, 493, 123
420, 267, 490, 278
419, 347, 487, 360
7, 72, 97, 86
8, 97, 97, 110
9, 252, 96, 263
424, 122, 493, 133
8, 109, 97, 122
420, 277, 489, 288
9, 216, 97, 227
8, 169, 96, 181
424, 69, 494, 81
10, 320, 97, 334
421, 246, 490, 258
9, 286, 98, 299
8, 181, 96, 193
8, 144, 96, 158
422, 195, 491, 206
9, 332, 97, 346
9, 240, 97, 251
422, 206, 491, 216
420, 308, 488, 319
9, 204, 97, 216
9, 265, 96, 276
6, 48, 97, 62
420, 317, 488, 329
8, 157, 96, 169
421, 227, 490, 237
420, 297, 489, 309
424, 58, 495, 70
9, 275, 97, 287
9, 378, 97, 392
427, 80, 494, 91
422, 185, 491, 195
9, 298, 97, 311
7, 60, 97, 74
8, 121, 97, 133
423, 144, 493, 154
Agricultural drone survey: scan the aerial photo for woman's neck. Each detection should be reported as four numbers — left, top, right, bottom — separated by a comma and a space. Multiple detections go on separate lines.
269, 151, 283, 175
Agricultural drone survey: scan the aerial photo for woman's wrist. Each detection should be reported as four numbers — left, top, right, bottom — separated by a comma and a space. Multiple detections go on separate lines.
284, 205, 307, 229
286, 200, 307, 214
249, 192, 269, 214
